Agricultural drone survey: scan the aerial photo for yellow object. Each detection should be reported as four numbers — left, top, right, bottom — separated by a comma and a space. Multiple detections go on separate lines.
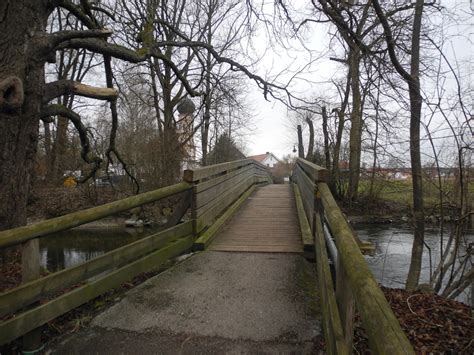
63, 176, 77, 187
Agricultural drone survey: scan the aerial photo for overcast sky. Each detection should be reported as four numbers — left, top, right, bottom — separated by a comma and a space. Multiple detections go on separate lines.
242, 0, 473, 163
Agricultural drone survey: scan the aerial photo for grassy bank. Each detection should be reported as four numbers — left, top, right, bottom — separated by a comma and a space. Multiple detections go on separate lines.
347, 177, 473, 217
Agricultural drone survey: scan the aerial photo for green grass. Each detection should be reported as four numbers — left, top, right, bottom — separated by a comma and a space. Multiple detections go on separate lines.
356, 178, 472, 212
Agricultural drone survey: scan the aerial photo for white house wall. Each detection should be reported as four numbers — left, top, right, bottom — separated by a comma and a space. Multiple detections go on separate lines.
262, 155, 278, 168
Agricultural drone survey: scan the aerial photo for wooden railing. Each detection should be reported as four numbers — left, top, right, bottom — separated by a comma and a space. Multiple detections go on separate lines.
184, 159, 271, 249
0, 159, 271, 347
292, 157, 414, 354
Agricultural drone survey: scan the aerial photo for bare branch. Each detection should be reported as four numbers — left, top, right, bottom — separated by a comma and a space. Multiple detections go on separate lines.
90, 5, 116, 21
330, 56, 348, 64
39, 104, 102, 180
155, 40, 285, 101
59, 38, 201, 97
57, 0, 96, 29
50, 28, 113, 47
43, 80, 118, 103
371, 0, 412, 82
103, 54, 140, 194
443, 266, 474, 299
58, 38, 145, 62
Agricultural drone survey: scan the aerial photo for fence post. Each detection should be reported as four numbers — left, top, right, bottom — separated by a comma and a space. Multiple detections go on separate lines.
21, 238, 42, 352
313, 188, 349, 355
184, 176, 198, 239
317, 181, 355, 352
313, 166, 352, 354
336, 257, 355, 351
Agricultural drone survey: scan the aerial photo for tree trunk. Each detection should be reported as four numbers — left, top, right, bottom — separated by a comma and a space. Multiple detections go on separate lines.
201, 91, 211, 166
331, 71, 351, 196
305, 115, 314, 161
369, 73, 382, 199
44, 120, 52, 172
297, 124, 304, 158
0, 1, 50, 230
347, 47, 362, 201
201, 10, 213, 167
149, 59, 163, 136
321, 106, 331, 170
405, 0, 425, 290
160, 54, 181, 185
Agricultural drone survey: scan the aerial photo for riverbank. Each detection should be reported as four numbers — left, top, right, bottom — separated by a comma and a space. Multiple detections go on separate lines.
27, 185, 179, 228
340, 195, 473, 230
355, 287, 473, 353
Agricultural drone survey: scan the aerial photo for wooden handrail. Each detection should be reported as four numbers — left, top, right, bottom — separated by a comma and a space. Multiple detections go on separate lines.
0, 159, 272, 347
184, 159, 253, 182
314, 206, 349, 354
296, 157, 328, 182
292, 158, 414, 354
184, 159, 269, 183
0, 236, 194, 345
0, 222, 192, 317
0, 182, 191, 249
318, 182, 414, 353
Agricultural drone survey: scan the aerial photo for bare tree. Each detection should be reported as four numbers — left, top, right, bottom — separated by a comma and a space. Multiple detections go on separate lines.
0, 0, 285, 231
371, 0, 425, 290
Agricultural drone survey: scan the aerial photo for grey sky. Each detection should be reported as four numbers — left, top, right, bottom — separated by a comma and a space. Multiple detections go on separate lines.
244, 0, 472, 166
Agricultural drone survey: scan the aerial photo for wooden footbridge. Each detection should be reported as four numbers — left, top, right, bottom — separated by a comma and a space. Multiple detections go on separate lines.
0, 158, 414, 354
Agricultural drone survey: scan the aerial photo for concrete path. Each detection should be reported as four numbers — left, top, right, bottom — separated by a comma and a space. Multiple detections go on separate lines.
50, 251, 322, 354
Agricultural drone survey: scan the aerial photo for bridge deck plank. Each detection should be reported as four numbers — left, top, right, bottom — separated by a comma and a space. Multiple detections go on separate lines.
209, 184, 303, 253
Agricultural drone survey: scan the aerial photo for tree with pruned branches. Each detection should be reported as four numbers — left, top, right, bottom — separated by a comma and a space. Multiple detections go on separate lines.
0, 0, 280, 232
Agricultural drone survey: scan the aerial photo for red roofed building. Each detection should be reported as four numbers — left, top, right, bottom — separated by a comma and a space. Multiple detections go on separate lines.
248, 152, 280, 168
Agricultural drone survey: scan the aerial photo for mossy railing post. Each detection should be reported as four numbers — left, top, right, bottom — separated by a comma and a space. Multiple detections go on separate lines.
316, 181, 355, 350
185, 170, 199, 239
335, 247, 355, 350
314, 183, 349, 355
21, 238, 42, 352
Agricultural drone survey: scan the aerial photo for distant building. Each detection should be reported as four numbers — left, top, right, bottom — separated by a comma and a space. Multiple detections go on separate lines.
392, 170, 411, 180
338, 160, 349, 171
248, 152, 281, 168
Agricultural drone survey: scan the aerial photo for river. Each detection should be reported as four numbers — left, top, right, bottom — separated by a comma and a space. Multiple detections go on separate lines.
355, 223, 473, 304
39, 227, 156, 272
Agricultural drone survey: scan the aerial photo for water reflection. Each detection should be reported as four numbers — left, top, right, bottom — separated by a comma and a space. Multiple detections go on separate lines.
39, 228, 157, 272
355, 224, 473, 302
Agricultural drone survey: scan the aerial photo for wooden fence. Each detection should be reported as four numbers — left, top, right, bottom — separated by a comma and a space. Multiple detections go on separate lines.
0, 159, 270, 347
292, 157, 414, 354
184, 159, 271, 249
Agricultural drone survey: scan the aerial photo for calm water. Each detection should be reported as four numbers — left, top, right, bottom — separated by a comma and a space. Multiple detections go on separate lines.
355, 224, 473, 304
39, 227, 158, 272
